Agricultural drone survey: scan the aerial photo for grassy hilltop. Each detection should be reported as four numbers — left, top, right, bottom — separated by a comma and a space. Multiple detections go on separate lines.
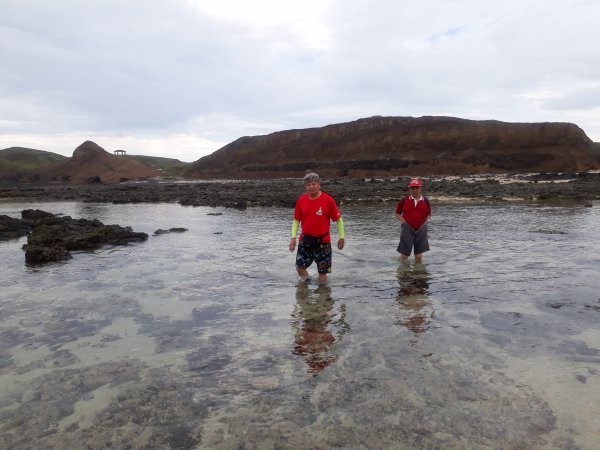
0, 147, 68, 172
126, 155, 188, 177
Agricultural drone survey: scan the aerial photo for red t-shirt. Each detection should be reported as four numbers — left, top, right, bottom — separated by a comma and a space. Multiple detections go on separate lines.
395, 195, 431, 231
294, 192, 341, 244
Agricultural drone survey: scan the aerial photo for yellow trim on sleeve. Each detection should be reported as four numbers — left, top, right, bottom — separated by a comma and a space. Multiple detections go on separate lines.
336, 217, 345, 239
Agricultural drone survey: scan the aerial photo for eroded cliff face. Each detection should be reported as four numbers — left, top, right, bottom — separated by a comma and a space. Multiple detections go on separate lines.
185, 116, 598, 178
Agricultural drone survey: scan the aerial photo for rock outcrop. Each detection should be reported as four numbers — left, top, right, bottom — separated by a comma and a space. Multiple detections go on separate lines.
0, 214, 35, 240
30, 141, 160, 184
3, 209, 149, 265
184, 116, 599, 178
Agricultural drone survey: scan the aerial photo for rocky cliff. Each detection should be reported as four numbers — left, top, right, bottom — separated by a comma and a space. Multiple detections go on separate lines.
30, 141, 160, 184
184, 116, 599, 178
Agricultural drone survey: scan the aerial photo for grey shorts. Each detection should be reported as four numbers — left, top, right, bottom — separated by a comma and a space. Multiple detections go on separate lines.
397, 223, 429, 256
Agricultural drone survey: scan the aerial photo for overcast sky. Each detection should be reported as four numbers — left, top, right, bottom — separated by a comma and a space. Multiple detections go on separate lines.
1, 0, 599, 162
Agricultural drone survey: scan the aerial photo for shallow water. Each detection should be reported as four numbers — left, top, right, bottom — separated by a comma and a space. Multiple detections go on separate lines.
1, 199, 599, 449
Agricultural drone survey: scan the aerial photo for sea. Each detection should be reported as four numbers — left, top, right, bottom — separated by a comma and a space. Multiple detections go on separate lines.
1, 199, 599, 449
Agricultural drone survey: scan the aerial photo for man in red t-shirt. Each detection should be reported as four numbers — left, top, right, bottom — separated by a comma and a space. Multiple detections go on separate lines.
395, 178, 431, 263
289, 173, 345, 282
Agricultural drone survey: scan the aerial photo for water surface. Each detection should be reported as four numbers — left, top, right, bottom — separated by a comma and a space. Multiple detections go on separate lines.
1, 200, 599, 449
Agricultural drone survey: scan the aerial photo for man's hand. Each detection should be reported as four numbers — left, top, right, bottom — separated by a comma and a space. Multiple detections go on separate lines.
289, 237, 296, 252
337, 238, 345, 250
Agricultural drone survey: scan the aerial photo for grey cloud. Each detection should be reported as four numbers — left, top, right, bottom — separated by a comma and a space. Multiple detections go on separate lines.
1, 0, 599, 158
543, 86, 600, 111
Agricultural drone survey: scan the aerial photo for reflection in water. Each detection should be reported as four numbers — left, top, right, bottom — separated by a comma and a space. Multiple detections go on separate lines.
291, 284, 349, 375
396, 263, 433, 333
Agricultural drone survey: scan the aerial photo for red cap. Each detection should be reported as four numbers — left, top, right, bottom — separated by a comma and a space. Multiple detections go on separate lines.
408, 178, 422, 187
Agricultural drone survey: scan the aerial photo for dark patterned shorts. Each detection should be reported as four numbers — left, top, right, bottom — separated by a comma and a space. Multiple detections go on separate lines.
296, 242, 332, 274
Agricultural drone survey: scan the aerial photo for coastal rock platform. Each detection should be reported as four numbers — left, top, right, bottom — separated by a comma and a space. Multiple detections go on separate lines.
1, 172, 599, 209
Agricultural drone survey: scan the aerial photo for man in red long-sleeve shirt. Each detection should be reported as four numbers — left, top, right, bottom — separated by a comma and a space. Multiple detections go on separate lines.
289, 173, 345, 282
395, 178, 431, 263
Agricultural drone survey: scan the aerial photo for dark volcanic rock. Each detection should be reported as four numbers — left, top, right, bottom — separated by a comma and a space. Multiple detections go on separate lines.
0, 214, 33, 240
1, 172, 600, 208
154, 227, 188, 235
24, 245, 72, 264
184, 116, 599, 179
22, 209, 55, 221
17, 210, 148, 265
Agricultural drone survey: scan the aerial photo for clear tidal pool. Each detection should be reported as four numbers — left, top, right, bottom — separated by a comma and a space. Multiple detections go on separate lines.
1, 200, 599, 449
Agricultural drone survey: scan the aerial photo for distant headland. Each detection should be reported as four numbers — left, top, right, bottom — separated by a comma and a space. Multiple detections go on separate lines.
1, 116, 599, 185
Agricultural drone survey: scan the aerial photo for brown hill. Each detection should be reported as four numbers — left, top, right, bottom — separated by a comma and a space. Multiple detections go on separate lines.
184, 116, 599, 178
27, 141, 160, 184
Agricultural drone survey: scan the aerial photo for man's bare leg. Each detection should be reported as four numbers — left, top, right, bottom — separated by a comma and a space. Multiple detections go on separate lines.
297, 267, 310, 280
414, 253, 423, 263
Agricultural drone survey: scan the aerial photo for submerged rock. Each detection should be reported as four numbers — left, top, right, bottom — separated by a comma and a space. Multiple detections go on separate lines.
24, 245, 72, 264
17, 210, 148, 265
0, 214, 33, 240
154, 227, 188, 235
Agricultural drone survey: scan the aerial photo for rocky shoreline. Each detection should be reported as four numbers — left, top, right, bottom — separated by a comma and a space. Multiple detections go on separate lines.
1, 172, 600, 209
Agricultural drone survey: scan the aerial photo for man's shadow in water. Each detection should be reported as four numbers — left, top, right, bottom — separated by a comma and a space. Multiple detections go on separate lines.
396, 263, 434, 334
291, 283, 350, 375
